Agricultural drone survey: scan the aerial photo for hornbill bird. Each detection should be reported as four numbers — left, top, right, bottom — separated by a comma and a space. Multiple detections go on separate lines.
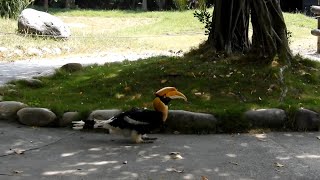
73, 87, 187, 143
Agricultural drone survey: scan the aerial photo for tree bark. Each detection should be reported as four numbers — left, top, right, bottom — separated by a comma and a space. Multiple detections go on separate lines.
208, 0, 292, 63
209, 0, 250, 54
142, 0, 148, 11
44, 0, 48, 11
65, 0, 75, 8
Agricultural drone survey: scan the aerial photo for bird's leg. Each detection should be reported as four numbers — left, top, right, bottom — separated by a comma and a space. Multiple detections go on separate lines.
141, 134, 158, 141
131, 131, 154, 143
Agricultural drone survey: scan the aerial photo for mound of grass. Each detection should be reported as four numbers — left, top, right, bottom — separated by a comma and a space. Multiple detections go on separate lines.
1, 54, 319, 128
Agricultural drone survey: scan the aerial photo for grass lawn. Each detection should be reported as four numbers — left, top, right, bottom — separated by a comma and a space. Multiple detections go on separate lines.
0, 8, 207, 61
0, 8, 320, 132
1, 53, 320, 131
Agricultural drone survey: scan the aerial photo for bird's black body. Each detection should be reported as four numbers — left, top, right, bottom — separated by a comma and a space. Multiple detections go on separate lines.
73, 87, 187, 143
108, 108, 164, 134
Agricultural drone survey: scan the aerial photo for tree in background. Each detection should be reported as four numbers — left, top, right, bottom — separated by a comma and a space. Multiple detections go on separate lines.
207, 0, 292, 63
0, 0, 34, 19
44, 0, 48, 11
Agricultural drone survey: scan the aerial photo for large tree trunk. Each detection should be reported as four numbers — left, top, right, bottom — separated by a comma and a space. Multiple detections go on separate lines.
142, 0, 148, 10
209, 0, 250, 54
65, 0, 75, 8
208, 0, 292, 62
44, 0, 48, 11
251, 0, 292, 62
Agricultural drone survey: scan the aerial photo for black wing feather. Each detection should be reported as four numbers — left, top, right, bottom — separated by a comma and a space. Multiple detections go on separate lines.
109, 108, 163, 134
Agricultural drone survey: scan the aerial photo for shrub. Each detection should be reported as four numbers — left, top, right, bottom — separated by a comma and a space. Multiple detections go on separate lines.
174, 0, 188, 11
0, 0, 34, 19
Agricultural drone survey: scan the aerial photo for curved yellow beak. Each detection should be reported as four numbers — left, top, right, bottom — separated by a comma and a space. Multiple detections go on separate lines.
155, 87, 187, 101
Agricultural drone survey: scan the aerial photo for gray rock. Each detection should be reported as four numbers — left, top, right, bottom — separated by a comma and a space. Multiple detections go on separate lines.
27, 47, 42, 56
0, 101, 28, 120
13, 49, 24, 56
17, 107, 57, 126
41, 47, 52, 54
18, 78, 43, 88
295, 108, 320, 131
52, 47, 62, 55
18, 8, 71, 38
60, 63, 83, 72
166, 110, 217, 134
58, 112, 82, 127
88, 109, 122, 120
244, 108, 287, 128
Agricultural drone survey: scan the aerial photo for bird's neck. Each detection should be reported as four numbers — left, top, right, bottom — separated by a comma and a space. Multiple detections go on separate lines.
153, 97, 168, 122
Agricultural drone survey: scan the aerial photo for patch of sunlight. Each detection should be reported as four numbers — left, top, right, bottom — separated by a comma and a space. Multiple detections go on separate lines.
43, 169, 87, 176
218, 173, 230, 177
276, 156, 291, 160
284, 133, 292, 137
240, 143, 248, 147
203, 168, 213, 172
295, 134, 305, 138
61, 151, 82, 157
88, 147, 103, 151
161, 155, 171, 162
105, 73, 118, 78
184, 145, 191, 149
136, 153, 160, 162
254, 134, 267, 139
67, 160, 118, 167
150, 169, 158, 173
113, 165, 123, 170
115, 93, 125, 99
296, 154, 320, 159
130, 94, 142, 100
226, 153, 237, 158
183, 173, 195, 179
121, 171, 138, 178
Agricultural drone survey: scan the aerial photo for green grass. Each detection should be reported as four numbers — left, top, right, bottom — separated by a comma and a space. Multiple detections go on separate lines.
0, 8, 206, 61
0, 8, 318, 61
1, 54, 319, 129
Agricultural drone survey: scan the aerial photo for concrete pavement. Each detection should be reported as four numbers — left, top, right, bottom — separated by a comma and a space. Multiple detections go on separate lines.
0, 121, 320, 180
0, 51, 177, 86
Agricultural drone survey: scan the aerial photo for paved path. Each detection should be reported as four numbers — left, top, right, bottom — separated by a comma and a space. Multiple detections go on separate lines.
0, 51, 177, 86
0, 121, 320, 180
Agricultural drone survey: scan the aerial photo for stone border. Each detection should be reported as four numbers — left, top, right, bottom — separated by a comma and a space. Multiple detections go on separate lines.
0, 101, 319, 133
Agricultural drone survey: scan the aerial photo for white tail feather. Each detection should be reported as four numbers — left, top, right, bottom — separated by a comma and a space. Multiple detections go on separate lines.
72, 120, 85, 130
93, 118, 114, 128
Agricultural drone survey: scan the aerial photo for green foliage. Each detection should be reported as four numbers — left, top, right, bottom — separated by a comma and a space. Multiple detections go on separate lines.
193, 6, 212, 35
174, 0, 188, 11
0, 0, 34, 19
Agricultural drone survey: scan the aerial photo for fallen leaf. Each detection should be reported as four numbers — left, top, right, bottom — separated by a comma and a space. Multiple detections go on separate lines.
13, 149, 25, 155
13, 170, 23, 174
169, 152, 183, 160
161, 79, 167, 84
201, 176, 209, 180
275, 162, 284, 167
229, 161, 238, 165
194, 92, 202, 96
167, 168, 184, 173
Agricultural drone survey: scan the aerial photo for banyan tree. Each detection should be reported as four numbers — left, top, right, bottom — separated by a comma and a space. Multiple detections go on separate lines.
208, 0, 292, 63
